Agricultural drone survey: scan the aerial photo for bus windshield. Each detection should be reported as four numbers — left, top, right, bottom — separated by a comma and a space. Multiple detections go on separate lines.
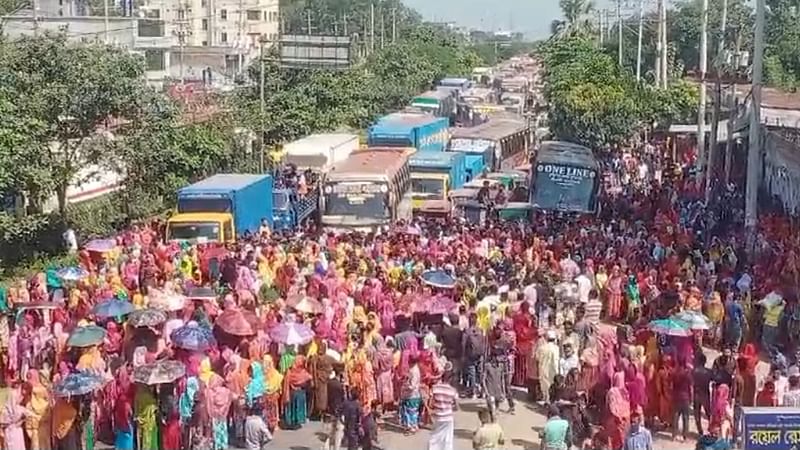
167, 222, 221, 242
323, 182, 389, 219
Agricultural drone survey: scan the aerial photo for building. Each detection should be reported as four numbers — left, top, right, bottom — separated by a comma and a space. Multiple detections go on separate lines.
2, 0, 279, 86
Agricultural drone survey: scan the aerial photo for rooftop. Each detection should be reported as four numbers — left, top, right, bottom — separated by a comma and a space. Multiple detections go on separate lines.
181, 174, 270, 192
450, 119, 528, 140
328, 148, 414, 178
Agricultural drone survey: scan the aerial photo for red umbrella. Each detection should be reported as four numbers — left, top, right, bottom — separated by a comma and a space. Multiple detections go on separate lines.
215, 309, 255, 336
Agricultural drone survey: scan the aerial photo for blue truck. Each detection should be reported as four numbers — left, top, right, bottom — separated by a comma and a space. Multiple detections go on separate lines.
741, 407, 800, 450
446, 137, 494, 182
166, 174, 274, 243
368, 113, 449, 153
408, 151, 467, 209
271, 186, 319, 232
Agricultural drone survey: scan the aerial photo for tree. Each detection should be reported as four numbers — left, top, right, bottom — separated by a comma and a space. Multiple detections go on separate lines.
0, 33, 150, 218
559, 0, 595, 31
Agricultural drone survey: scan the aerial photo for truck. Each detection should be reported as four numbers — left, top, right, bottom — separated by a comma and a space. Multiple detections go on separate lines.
410, 90, 457, 123
741, 407, 800, 450
408, 151, 467, 210
437, 77, 472, 98
282, 133, 358, 174
367, 113, 449, 153
271, 185, 319, 232
166, 174, 273, 243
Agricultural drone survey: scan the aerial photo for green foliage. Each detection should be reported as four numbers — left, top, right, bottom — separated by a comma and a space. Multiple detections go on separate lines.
764, 0, 800, 89
472, 42, 538, 67
541, 35, 699, 148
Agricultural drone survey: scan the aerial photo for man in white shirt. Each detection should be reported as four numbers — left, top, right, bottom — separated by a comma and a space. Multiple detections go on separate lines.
574, 271, 592, 304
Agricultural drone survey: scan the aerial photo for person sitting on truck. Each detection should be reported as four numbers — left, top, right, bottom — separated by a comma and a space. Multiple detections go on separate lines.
259, 219, 272, 238
477, 181, 492, 206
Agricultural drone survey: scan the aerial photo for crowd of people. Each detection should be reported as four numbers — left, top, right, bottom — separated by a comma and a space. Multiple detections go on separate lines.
0, 140, 797, 450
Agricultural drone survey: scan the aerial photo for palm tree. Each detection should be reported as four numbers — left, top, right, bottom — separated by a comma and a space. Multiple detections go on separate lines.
557, 0, 595, 34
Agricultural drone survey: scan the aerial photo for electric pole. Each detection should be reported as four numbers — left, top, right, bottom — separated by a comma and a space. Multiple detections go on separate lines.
306, 9, 312, 34
103, 0, 109, 44
380, 9, 385, 48
659, 0, 667, 87
707, 0, 728, 202
636, 0, 644, 81
746, 0, 766, 240
598, 10, 604, 45
343, 13, 348, 35
617, 0, 623, 67
31, 0, 38, 35
238, 0, 245, 72
174, 3, 191, 84
370, 2, 375, 53
696, 0, 709, 174
258, 36, 266, 174
391, 8, 396, 43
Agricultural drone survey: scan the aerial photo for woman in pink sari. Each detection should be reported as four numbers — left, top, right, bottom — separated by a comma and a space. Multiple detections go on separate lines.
603, 372, 631, 449
0, 384, 29, 450
606, 266, 625, 321
373, 337, 395, 410
625, 363, 647, 414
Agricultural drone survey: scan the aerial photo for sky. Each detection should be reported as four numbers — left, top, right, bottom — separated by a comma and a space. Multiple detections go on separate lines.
402, 0, 620, 40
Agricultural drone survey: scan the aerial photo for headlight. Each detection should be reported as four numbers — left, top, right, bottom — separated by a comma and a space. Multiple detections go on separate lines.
380, 185, 388, 193
324, 186, 332, 194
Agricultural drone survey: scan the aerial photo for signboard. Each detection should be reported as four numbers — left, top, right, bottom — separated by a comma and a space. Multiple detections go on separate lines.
418, 129, 449, 150
531, 163, 597, 213
744, 408, 800, 450
450, 138, 493, 153
279, 35, 353, 70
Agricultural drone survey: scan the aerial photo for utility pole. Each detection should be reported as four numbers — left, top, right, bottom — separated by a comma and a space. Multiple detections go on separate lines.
258, 37, 266, 174
598, 10, 604, 44
380, 8, 385, 48
391, 8, 396, 43
654, 0, 661, 86
659, 0, 667, 87
370, 2, 375, 53
707, 0, 728, 202
617, 0, 623, 67
636, 0, 644, 81
238, 0, 245, 72
343, 13, 348, 35
306, 9, 312, 34
174, 3, 190, 84
696, 0, 709, 174
745, 0, 766, 240
31, 0, 38, 35
103, 0, 109, 44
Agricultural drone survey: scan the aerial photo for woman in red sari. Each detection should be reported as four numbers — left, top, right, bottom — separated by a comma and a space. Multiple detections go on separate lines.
606, 266, 625, 321
512, 301, 535, 387
738, 343, 759, 406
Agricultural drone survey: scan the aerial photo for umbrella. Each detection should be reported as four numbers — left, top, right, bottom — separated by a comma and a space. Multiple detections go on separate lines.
648, 318, 693, 337
53, 371, 107, 397
56, 267, 89, 282
269, 322, 314, 346
84, 238, 117, 253
672, 310, 712, 330
290, 297, 323, 315
171, 321, 216, 351
186, 286, 218, 302
420, 270, 456, 289
92, 298, 135, 318
133, 360, 186, 385
128, 308, 168, 328
215, 309, 255, 336
67, 325, 107, 347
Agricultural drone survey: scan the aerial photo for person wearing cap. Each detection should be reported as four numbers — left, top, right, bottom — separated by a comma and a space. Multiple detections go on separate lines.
536, 330, 560, 405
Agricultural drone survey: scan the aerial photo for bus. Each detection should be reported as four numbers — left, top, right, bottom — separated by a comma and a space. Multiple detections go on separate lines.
321, 148, 414, 232
529, 140, 601, 214
449, 119, 531, 171
410, 90, 456, 123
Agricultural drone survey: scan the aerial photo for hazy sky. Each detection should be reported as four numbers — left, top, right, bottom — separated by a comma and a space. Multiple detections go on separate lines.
402, 0, 618, 39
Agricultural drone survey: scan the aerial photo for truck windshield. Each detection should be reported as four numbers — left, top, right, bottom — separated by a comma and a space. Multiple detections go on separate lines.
369, 137, 412, 147
177, 197, 232, 214
167, 222, 221, 242
410, 178, 444, 199
272, 192, 290, 210
324, 182, 388, 219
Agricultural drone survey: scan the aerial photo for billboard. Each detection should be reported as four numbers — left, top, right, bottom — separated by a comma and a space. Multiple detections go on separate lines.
279, 35, 353, 70
743, 407, 800, 450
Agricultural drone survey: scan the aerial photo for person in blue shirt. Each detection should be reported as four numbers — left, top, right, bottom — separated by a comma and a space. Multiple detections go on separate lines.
623, 411, 653, 450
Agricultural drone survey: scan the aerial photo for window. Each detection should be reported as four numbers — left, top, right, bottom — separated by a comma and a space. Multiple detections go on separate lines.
144, 49, 165, 71
202, 40, 208, 46
269, 10, 277, 22
137, 19, 165, 37
246, 9, 259, 20
201, 18, 208, 30
220, 9, 226, 20
200, 0, 206, 6
177, 8, 185, 19
220, 32, 228, 43
143, 9, 160, 19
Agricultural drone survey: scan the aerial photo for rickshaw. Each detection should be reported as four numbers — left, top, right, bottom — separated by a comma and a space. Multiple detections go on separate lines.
449, 188, 479, 217
462, 200, 488, 226
497, 202, 534, 222
413, 200, 450, 221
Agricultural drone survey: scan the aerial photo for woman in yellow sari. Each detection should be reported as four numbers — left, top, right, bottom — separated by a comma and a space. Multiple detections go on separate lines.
262, 355, 283, 432
76, 346, 106, 373
134, 385, 159, 450
476, 304, 492, 334
25, 370, 50, 450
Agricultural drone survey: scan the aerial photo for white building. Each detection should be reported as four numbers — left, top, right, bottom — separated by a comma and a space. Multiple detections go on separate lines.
2, 0, 279, 86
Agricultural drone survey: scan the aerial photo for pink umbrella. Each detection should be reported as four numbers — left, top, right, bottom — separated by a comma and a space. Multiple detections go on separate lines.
269, 321, 314, 346
215, 309, 255, 336
84, 238, 117, 253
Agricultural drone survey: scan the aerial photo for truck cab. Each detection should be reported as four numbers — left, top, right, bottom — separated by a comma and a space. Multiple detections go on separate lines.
166, 212, 236, 243
408, 152, 466, 210
271, 187, 319, 232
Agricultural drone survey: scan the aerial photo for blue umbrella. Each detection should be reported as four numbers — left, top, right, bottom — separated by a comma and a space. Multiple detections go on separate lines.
420, 270, 456, 289
55, 267, 89, 282
171, 321, 216, 351
92, 298, 134, 318
53, 371, 107, 397
67, 325, 107, 347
